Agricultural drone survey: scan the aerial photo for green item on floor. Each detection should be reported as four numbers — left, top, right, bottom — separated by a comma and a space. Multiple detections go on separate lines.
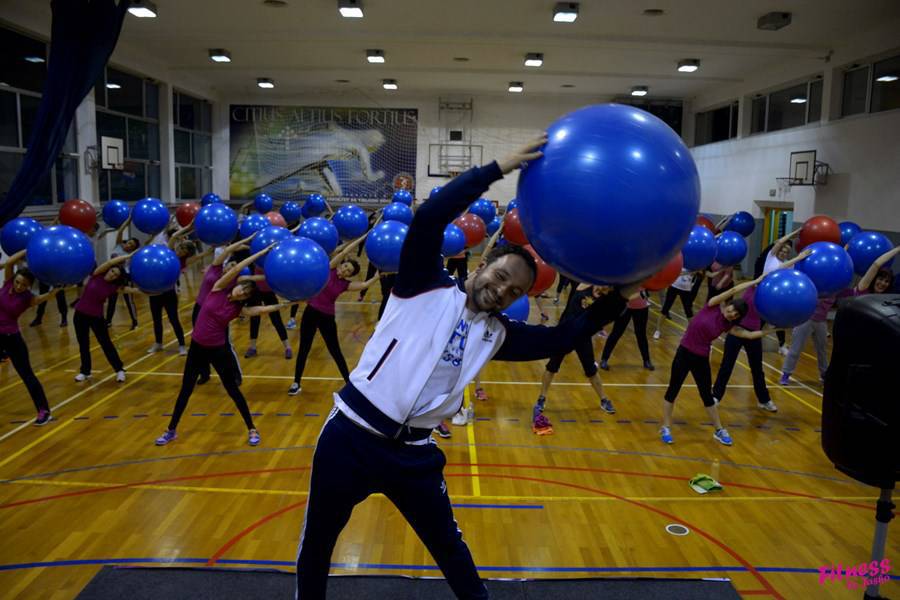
689, 473, 723, 494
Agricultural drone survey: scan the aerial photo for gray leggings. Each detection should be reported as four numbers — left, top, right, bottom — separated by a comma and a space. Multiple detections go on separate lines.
782, 320, 829, 377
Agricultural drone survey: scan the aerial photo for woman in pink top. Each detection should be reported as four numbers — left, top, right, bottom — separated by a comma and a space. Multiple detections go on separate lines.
599, 289, 653, 371
0, 251, 65, 425
288, 235, 381, 396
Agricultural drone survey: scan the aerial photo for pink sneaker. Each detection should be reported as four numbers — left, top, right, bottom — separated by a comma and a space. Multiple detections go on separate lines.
474, 387, 488, 401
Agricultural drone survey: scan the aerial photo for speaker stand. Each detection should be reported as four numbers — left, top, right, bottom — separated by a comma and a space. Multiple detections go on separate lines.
864, 486, 895, 600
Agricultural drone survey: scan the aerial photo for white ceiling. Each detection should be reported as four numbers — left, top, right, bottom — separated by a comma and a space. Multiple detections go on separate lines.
5, 0, 900, 99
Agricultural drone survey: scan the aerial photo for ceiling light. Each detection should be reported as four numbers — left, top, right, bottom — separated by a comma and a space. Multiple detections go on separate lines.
508, 81, 524, 93
382, 79, 398, 90
209, 49, 232, 63
553, 2, 578, 23
876, 75, 898, 82
630, 85, 648, 97
524, 53, 544, 67
757, 11, 791, 31
366, 49, 385, 63
642, 8, 665, 16
790, 97, 807, 104
677, 59, 700, 73
127, 0, 158, 18
338, 0, 363, 18
453, 57, 470, 62
106, 82, 122, 90
334, 79, 350, 83
263, 0, 288, 6
561, 83, 575, 88
257, 78, 275, 89
24, 56, 45, 64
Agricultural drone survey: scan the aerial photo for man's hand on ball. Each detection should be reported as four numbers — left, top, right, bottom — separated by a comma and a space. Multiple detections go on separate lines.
498, 134, 548, 174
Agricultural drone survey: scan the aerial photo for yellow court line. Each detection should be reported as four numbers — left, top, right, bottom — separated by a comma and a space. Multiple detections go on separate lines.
464, 386, 481, 497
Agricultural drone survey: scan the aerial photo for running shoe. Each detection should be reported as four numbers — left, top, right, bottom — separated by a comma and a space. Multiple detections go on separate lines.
643, 360, 655, 371
714, 428, 733, 446
248, 429, 261, 446
451, 409, 468, 426
29, 318, 42, 327
660, 426, 674, 444
286, 318, 297, 329
178, 346, 187, 356
435, 422, 452, 438
155, 429, 177, 446
115, 370, 126, 383
474, 387, 488, 401
778, 373, 790, 385
533, 395, 546, 421
599, 360, 610, 371
244, 347, 257, 358
532, 413, 554, 435
778, 346, 789, 356
758, 401, 778, 413
287, 382, 301, 396
284, 347, 293, 360
74, 373, 91, 382
147, 343, 163, 354
600, 398, 616, 414
35, 410, 52, 426
652, 330, 661, 340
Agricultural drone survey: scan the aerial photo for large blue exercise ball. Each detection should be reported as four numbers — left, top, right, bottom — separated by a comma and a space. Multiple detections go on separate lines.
517, 104, 700, 284
280, 201, 302, 224
298, 217, 339, 254
25, 225, 94, 286
101, 200, 130, 229
332, 205, 369, 240
846, 231, 893, 276
796, 241, 854, 295
755, 269, 818, 328
304, 193, 327, 217
507, 198, 519, 212
264, 237, 330, 301
715, 231, 748, 266
250, 225, 292, 267
201, 193, 222, 207
383, 202, 413, 225
130, 244, 181, 294
429, 186, 443, 199
393, 189, 413, 206
239, 213, 270, 239
254, 193, 274, 214
501, 294, 530, 322
681, 225, 718, 270
365, 220, 408, 272
132, 197, 170, 235
442, 223, 466, 256
469, 198, 496, 224
724, 211, 755, 237
2, 217, 42, 255
486, 216, 501, 236
195, 204, 238, 245
838, 221, 861, 246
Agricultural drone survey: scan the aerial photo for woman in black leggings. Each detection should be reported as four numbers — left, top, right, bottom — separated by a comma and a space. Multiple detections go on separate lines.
243, 264, 292, 359
105, 215, 140, 328
599, 290, 653, 370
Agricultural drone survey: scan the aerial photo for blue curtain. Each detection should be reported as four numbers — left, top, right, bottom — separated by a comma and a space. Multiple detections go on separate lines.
0, 0, 130, 225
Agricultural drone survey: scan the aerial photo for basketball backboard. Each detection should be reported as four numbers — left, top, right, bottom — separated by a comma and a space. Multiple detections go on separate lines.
789, 150, 816, 185
101, 136, 124, 170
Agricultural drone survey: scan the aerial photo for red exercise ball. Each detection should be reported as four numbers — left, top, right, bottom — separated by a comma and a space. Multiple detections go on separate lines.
175, 202, 200, 227
502, 208, 529, 246
798, 215, 841, 250
265, 211, 287, 228
696, 215, 716, 233
524, 244, 557, 296
453, 213, 486, 248
643, 252, 684, 292
59, 199, 97, 234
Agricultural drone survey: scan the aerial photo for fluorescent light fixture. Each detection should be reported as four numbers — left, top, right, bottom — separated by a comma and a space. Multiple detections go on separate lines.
790, 97, 807, 104
209, 49, 232, 63
382, 78, 398, 90
338, 0, 363, 18
127, 0, 158, 18
508, 81, 524, 93
366, 49, 385, 63
876, 74, 898, 82
553, 2, 579, 22
24, 56, 45, 64
257, 78, 275, 89
106, 82, 122, 90
677, 59, 700, 73
524, 53, 544, 67
630, 85, 648, 96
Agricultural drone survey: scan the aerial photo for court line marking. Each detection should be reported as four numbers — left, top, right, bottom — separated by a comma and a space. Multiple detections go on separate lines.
464, 386, 481, 497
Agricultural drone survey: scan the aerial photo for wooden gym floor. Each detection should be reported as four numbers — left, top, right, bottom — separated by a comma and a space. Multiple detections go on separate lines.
0, 261, 896, 600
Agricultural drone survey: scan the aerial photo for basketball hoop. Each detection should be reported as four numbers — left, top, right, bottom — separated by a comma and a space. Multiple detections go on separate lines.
775, 177, 800, 201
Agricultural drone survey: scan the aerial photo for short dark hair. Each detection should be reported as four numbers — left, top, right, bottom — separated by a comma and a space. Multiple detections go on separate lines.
484, 244, 537, 285
235, 280, 258, 305
870, 269, 895, 293
727, 297, 749, 319
107, 265, 128, 286
14, 268, 36, 285
341, 258, 361, 277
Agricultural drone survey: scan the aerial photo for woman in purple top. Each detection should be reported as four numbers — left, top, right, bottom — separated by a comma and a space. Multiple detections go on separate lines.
154, 245, 297, 448
0, 251, 65, 425
288, 234, 381, 396
105, 214, 140, 329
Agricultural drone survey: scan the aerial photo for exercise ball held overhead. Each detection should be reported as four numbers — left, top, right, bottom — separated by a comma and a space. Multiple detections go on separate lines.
254, 193, 274, 214
486, 217, 501, 236
643, 252, 684, 292
392, 189, 413, 206
454, 213, 486, 248
195, 203, 238, 245
469, 198, 496, 225
847, 231, 894, 276
383, 202, 413, 225
715, 231, 747, 266
1, 217, 42, 255
501, 294, 530, 322
441, 223, 466, 257
755, 269, 818, 328
724, 211, 754, 237
517, 103, 699, 284
524, 245, 557, 297
304, 193, 327, 217
280, 201, 302, 224
264, 237, 331, 301
175, 202, 200, 227
132, 197, 170, 235
365, 220, 408, 273
201, 193, 222, 207
265, 211, 287, 228
799, 215, 841, 249
796, 242, 854, 295
502, 208, 528, 246
59, 199, 97, 234
130, 245, 181, 294
250, 225, 291, 267
239, 213, 270, 239
838, 221, 861, 246
682, 226, 717, 270
25, 225, 95, 286
332, 205, 368, 240
101, 200, 130, 229
298, 217, 339, 254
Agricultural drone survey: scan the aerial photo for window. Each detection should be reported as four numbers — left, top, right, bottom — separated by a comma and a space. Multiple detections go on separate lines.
871, 54, 900, 113
748, 78, 822, 134
841, 66, 870, 117
750, 96, 767, 134
0, 91, 18, 147
694, 101, 738, 146
807, 80, 823, 122
173, 90, 214, 200
0, 26, 47, 94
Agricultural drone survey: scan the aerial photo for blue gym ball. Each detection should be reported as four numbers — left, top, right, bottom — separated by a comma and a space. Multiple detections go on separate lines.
442, 223, 466, 256
429, 187, 443, 198
130, 244, 182, 294
250, 225, 292, 267
1, 217, 42, 255
846, 231, 894, 276
724, 211, 755, 237
715, 231, 748, 266
486, 217, 501, 236
332, 205, 369, 240
755, 269, 818, 328
501, 295, 530, 322
304, 194, 327, 217
383, 202, 413, 225
838, 221, 861, 246
797, 241, 854, 295
264, 237, 330, 301
195, 204, 238, 245
517, 104, 700, 284
280, 201, 302, 224
25, 225, 95, 286
239, 213, 270, 239
681, 225, 717, 270
393, 189, 413, 206
132, 197, 169, 235
365, 220, 408, 272
298, 217, 339, 254
507, 198, 519, 212
101, 200, 130, 229
201, 193, 222, 207
469, 198, 496, 224
254, 193, 274, 214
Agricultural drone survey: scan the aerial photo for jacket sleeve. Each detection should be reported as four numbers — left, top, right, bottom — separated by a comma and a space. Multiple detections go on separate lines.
492, 292, 628, 362
393, 162, 504, 297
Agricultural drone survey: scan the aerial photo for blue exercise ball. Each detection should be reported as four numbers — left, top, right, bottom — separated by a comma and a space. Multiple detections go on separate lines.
724, 211, 755, 237
442, 223, 466, 256
429, 186, 443, 198
304, 193, 327, 217
25, 225, 95, 286
264, 237, 330, 301
201, 193, 222, 207
298, 217, 339, 254
507, 198, 519, 212
838, 221, 861, 246
486, 216, 501, 236
250, 225, 292, 267
469, 198, 496, 224
383, 202, 413, 225
239, 266, 251, 278
755, 269, 818, 328
681, 225, 717, 270
796, 241, 854, 295
1, 217, 42, 255
332, 205, 369, 240
254, 193, 274, 214
101, 200, 130, 229
130, 244, 181, 294
195, 204, 238, 245
280, 201, 302, 224
847, 231, 894, 276
393, 189, 413, 206
365, 220, 408, 272
132, 197, 169, 235
517, 104, 700, 284
501, 294, 530, 321
715, 231, 748, 266
239, 213, 270, 239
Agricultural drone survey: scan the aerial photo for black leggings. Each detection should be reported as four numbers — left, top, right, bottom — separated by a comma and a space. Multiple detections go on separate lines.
249, 291, 287, 341
759, 319, 787, 347
149, 289, 185, 346
664, 345, 715, 407
661, 286, 694, 319
378, 274, 396, 320
556, 275, 575, 296
294, 305, 350, 383
446, 257, 468, 283
601, 307, 650, 362
34, 281, 68, 321
106, 291, 137, 324
712, 334, 770, 404
357, 261, 378, 299
74, 311, 124, 375
0, 332, 49, 412
545, 336, 598, 377
168, 341, 254, 431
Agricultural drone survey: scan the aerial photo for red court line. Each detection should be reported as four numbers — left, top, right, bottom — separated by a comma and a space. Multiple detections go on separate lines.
207, 500, 307, 566
738, 591, 774, 595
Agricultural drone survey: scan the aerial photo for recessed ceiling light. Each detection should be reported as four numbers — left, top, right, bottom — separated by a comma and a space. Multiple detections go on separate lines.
257, 78, 275, 89
263, 0, 288, 6
338, 0, 363, 18
209, 49, 232, 63
334, 79, 350, 83
508, 81, 524, 93
677, 59, 700, 73
106, 82, 122, 90
553, 2, 578, 23
561, 83, 576, 88
630, 85, 648, 96
790, 97, 807, 104
366, 49, 385, 63
642, 8, 665, 16
524, 53, 544, 68
382, 78, 398, 90
453, 57, 470, 62
24, 56, 45, 64
127, 0, 158, 18
876, 74, 898, 82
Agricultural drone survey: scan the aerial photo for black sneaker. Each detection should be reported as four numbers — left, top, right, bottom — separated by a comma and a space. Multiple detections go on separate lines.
599, 360, 610, 371
643, 360, 655, 371
29, 318, 42, 327
287, 382, 301, 396
35, 410, 52, 426
59, 319, 67, 327
435, 422, 452, 438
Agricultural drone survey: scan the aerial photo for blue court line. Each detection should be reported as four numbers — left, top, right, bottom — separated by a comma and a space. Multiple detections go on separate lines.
276, 413, 291, 417
475, 417, 491, 421
73, 417, 89, 421
559, 419, 576, 423
589, 419, 604, 423
616, 420, 632, 424
9, 420, 27, 425
103, 416, 118, 420
304, 413, 319, 417
191, 413, 207, 417
451, 503, 543, 509
220, 413, 234, 416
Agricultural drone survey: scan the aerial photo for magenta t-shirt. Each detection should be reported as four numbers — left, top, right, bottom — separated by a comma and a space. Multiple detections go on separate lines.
680, 303, 733, 357
75, 274, 119, 318
196, 265, 224, 306
737, 287, 761, 331
0, 280, 34, 334
308, 268, 350, 316
812, 295, 836, 322
192, 289, 243, 347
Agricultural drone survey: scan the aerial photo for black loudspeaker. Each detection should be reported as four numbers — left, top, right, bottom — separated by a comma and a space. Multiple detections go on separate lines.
821, 294, 899, 488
